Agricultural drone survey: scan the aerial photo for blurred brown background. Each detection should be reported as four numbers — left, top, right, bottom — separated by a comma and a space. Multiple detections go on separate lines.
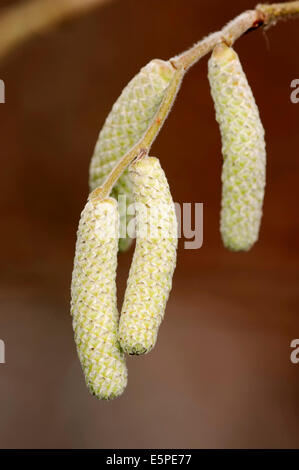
0, 0, 298, 449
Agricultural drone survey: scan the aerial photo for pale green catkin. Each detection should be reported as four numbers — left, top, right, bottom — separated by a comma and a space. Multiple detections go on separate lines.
208, 43, 266, 251
71, 196, 127, 399
89, 60, 175, 251
118, 157, 178, 355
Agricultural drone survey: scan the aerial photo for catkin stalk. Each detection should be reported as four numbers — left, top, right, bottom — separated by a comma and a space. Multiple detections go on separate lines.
71, 196, 127, 399
118, 156, 177, 355
208, 43, 266, 251
89, 60, 175, 251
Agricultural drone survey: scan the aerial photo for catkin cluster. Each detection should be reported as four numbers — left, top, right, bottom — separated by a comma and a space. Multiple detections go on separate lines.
208, 43, 266, 251
89, 60, 175, 251
71, 35, 270, 400
71, 156, 177, 398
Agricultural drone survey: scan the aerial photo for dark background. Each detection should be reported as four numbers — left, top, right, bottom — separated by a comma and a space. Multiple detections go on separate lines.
0, 0, 298, 448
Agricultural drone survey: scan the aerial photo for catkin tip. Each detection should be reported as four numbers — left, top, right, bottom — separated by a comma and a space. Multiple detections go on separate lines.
120, 339, 152, 356
85, 360, 128, 400
88, 382, 127, 401
223, 237, 255, 252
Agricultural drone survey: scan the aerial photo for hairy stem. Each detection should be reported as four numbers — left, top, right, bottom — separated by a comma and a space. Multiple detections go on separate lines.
171, 10, 260, 70
91, 66, 185, 200
257, 1, 299, 23
93, 1, 299, 199
172, 2, 299, 70
2, 1, 297, 198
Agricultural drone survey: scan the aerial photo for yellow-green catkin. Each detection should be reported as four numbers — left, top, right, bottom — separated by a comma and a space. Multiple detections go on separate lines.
208, 43, 266, 251
118, 157, 178, 355
71, 196, 127, 399
89, 60, 175, 251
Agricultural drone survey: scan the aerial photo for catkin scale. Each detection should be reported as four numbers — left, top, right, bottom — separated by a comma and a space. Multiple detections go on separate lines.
71, 196, 127, 399
118, 157, 177, 355
89, 60, 175, 251
208, 43, 266, 251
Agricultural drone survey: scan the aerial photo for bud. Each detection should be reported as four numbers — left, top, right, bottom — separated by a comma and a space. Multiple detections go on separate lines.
118, 157, 177, 355
71, 196, 127, 399
208, 43, 266, 251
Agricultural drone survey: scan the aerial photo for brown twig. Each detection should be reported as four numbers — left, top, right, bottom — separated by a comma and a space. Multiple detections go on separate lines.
256, 1, 299, 25
95, 2, 299, 198
91, 66, 185, 200
1, 1, 298, 198
171, 2, 299, 70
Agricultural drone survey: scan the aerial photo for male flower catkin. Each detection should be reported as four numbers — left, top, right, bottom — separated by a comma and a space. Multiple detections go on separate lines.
89, 60, 175, 251
71, 195, 127, 399
208, 43, 266, 251
118, 156, 177, 355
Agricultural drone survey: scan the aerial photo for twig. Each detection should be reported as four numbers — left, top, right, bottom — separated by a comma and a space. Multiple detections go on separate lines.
1, 2, 298, 197
171, 10, 260, 70
93, 1, 299, 199
171, 2, 299, 70
257, 1, 299, 25
91, 66, 185, 200
0, 0, 111, 61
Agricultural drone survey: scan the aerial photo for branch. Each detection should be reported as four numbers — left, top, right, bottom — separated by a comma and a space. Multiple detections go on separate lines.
91, 66, 185, 201
171, 2, 299, 70
171, 10, 260, 70
94, 1, 299, 199
0, 0, 112, 61
257, 1, 299, 25
1, 2, 298, 198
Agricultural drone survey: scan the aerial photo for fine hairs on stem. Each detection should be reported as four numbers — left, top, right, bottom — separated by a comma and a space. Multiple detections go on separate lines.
91, 66, 185, 201
92, 1, 299, 200
0, 1, 298, 64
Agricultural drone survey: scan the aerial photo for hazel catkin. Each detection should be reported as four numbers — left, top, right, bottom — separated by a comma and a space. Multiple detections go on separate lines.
118, 156, 178, 355
208, 43, 266, 251
71, 195, 127, 399
89, 60, 175, 251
